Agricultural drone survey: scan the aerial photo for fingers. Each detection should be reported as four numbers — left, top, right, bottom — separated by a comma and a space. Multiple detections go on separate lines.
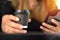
42, 22, 56, 31
12, 29, 27, 34
40, 26, 55, 33
51, 19, 60, 25
2, 15, 27, 34
4, 26, 27, 34
8, 15, 19, 21
8, 21, 23, 29
10, 27, 27, 34
9, 15, 31, 23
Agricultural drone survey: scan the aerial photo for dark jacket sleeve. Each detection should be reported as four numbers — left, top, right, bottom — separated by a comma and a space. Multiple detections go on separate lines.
0, 1, 14, 32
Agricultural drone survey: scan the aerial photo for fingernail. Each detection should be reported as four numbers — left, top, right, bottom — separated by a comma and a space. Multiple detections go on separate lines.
51, 19, 54, 22
40, 26, 43, 28
24, 30, 27, 33
16, 18, 19, 21
42, 23, 45, 25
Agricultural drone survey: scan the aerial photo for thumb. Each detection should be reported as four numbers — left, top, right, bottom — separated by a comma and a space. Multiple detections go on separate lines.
28, 19, 31, 23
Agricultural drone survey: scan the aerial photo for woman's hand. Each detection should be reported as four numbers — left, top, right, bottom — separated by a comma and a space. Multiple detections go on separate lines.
1, 15, 31, 34
40, 19, 60, 33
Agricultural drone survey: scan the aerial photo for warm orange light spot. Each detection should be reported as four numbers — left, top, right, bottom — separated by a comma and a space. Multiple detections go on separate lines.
56, 0, 60, 9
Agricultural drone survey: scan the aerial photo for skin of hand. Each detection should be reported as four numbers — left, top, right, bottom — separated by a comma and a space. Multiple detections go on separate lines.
1, 0, 37, 34
40, 19, 60, 34
1, 15, 31, 34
